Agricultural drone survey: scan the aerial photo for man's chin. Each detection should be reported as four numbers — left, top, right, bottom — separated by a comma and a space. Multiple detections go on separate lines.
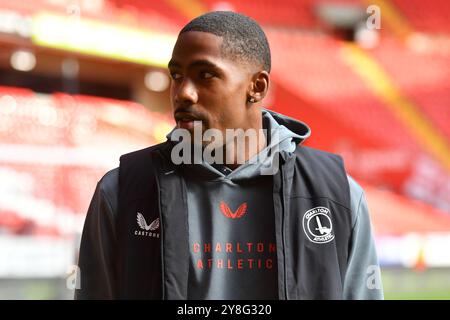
173, 125, 206, 143
177, 120, 195, 130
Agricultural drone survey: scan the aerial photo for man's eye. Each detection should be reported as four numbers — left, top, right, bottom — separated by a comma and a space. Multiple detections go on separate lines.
200, 71, 214, 79
170, 73, 182, 80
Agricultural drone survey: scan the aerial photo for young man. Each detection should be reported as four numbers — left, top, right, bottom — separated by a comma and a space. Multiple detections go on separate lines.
75, 11, 383, 300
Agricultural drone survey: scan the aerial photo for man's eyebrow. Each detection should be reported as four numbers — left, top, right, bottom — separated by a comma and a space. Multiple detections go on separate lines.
167, 60, 180, 69
167, 59, 220, 70
189, 59, 219, 69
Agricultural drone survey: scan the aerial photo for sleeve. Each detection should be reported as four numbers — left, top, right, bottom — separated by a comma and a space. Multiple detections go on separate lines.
74, 169, 119, 299
343, 176, 384, 300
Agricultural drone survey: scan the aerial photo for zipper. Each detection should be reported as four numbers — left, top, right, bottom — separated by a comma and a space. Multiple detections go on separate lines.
280, 164, 289, 300
154, 154, 165, 299
158, 189, 165, 299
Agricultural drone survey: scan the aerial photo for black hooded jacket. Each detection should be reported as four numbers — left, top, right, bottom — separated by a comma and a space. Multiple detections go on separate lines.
75, 110, 383, 299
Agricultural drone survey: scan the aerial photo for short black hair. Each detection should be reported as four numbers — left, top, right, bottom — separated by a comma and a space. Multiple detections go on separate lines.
180, 11, 271, 72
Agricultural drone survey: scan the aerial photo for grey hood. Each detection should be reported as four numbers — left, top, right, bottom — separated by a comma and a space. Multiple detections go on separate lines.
168, 109, 311, 181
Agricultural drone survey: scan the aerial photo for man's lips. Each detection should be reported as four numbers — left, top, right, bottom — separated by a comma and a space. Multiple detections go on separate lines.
177, 120, 196, 130
174, 112, 203, 130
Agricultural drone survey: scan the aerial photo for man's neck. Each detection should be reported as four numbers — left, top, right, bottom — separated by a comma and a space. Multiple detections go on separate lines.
223, 112, 266, 170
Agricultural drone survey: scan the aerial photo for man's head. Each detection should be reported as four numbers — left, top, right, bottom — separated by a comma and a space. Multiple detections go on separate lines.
168, 11, 271, 137
180, 11, 271, 73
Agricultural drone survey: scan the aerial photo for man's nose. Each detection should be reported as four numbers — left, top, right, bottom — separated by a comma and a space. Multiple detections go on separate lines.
174, 78, 198, 105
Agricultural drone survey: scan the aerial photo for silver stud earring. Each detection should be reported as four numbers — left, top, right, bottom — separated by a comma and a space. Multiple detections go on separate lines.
248, 97, 256, 103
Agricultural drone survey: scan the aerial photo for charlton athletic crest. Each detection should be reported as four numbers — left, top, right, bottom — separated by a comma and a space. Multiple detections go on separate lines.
302, 206, 335, 244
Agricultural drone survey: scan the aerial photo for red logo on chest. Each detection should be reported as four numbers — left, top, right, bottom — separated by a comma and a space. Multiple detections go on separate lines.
219, 201, 248, 219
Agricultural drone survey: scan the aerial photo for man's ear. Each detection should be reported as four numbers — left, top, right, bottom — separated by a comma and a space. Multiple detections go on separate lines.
248, 70, 270, 103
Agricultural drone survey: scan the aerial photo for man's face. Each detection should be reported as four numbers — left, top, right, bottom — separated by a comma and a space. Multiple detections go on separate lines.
168, 31, 254, 137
